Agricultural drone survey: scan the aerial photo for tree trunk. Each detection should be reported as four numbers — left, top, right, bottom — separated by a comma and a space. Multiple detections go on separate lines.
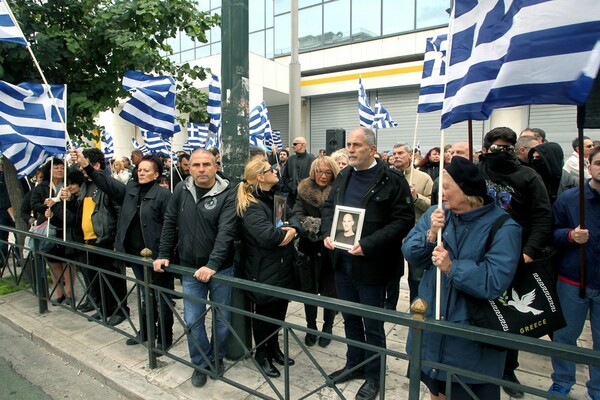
2, 157, 32, 283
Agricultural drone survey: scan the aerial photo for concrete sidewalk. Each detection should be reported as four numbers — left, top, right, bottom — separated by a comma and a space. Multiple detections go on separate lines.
0, 277, 592, 400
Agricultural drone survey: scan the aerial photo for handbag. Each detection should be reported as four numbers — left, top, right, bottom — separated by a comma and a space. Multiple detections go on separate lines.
465, 215, 566, 338
29, 220, 57, 253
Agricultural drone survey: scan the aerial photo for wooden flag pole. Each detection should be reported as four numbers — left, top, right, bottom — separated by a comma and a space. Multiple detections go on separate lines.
410, 113, 420, 186
435, 129, 446, 320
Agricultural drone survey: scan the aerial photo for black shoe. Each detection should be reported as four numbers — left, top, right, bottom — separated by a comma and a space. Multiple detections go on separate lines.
77, 301, 95, 313
271, 348, 295, 366
191, 369, 207, 388
125, 332, 146, 346
355, 380, 379, 400
209, 359, 225, 380
256, 354, 280, 378
108, 313, 127, 327
63, 297, 74, 307
318, 336, 331, 347
502, 371, 524, 398
305, 333, 317, 347
87, 312, 102, 322
328, 367, 364, 384
51, 295, 66, 306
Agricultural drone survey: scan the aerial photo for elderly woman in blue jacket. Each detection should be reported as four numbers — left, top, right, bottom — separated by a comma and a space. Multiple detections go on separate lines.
402, 156, 522, 400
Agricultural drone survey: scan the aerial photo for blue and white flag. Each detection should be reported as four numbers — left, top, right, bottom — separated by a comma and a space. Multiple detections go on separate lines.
272, 130, 283, 149
120, 71, 180, 137
372, 98, 398, 129
249, 101, 272, 148
0, 0, 26, 46
101, 130, 114, 161
0, 142, 49, 178
141, 129, 168, 154
131, 137, 150, 155
358, 77, 375, 128
0, 81, 66, 154
418, 34, 448, 113
442, 0, 600, 129
183, 122, 208, 153
207, 74, 221, 134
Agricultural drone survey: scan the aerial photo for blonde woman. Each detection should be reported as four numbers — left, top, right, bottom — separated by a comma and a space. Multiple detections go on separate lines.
236, 157, 302, 379
112, 159, 132, 184
330, 149, 349, 170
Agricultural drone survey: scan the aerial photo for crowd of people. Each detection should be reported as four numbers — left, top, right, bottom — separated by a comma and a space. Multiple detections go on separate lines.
1, 125, 599, 400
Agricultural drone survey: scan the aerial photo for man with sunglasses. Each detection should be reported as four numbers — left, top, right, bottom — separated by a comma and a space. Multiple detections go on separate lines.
281, 136, 315, 207
478, 127, 553, 398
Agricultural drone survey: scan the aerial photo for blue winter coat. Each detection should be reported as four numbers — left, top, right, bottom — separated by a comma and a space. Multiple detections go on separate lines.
552, 181, 600, 289
402, 201, 522, 383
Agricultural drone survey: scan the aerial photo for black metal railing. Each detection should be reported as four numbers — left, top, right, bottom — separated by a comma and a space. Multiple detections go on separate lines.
1, 224, 598, 399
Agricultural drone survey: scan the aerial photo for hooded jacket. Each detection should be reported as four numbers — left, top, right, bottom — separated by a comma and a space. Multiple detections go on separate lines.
528, 142, 578, 204
478, 151, 552, 259
157, 174, 237, 272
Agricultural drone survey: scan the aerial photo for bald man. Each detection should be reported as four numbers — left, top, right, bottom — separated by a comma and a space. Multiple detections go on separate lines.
281, 136, 315, 207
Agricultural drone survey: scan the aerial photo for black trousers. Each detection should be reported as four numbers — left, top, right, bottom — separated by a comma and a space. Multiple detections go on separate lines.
253, 299, 288, 356
83, 243, 128, 316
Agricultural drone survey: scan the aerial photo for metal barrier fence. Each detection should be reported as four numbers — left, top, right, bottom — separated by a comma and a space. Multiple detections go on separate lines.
0, 224, 599, 399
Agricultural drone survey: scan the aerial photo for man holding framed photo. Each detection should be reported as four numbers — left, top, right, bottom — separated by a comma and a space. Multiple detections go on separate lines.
321, 127, 415, 400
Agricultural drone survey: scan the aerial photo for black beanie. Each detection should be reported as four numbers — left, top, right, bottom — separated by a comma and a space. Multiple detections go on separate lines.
444, 157, 488, 198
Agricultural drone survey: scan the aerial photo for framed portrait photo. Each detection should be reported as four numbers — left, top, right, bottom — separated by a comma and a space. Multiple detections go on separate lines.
330, 205, 365, 250
274, 195, 287, 229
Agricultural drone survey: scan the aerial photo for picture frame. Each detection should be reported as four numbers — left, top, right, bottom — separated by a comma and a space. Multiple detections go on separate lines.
274, 195, 286, 229
330, 205, 365, 250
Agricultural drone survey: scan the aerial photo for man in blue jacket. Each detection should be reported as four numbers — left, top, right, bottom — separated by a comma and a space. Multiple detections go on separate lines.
321, 127, 414, 400
548, 146, 600, 400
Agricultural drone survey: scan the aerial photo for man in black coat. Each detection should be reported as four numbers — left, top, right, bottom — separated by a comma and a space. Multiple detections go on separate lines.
281, 136, 315, 207
321, 127, 415, 400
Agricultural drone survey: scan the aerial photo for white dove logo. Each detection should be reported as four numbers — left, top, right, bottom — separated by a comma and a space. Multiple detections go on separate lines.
507, 288, 543, 315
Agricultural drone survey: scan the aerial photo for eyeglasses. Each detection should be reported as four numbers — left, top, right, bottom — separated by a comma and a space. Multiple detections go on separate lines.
292, 142, 303, 146
261, 165, 276, 174
489, 144, 515, 153
315, 168, 333, 177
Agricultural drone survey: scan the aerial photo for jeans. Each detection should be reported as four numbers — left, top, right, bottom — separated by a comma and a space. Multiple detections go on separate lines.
335, 256, 386, 382
183, 266, 233, 368
551, 280, 600, 397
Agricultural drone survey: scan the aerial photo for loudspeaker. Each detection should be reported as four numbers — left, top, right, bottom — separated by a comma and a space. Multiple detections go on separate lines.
326, 129, 345, 155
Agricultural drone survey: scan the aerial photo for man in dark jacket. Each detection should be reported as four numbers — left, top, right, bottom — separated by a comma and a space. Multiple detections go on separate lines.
321, 127, 415, 400
153, 149, 237, 389
61, 148, 126, 326
478, 127, 553, 398
528, 142, 578, 205
281, 136, 315, 207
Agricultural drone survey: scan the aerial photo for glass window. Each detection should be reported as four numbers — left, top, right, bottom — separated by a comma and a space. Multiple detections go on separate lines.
180, 32, 196, 53
383, 0, 414, 35
211, 41, 221, 55
212, 0, 222, 9
249, 0, 265, 32
324, 0, 350, 46
300, 0, 321, 7
196, 45, 211, 58
181, 49, 195, 63
299, 6, 322, 52
211, 24, 222, 43
274, 0, 290, 14
168, 34, 180, 53
265, 0, 274, 28
167, 53, 179, 63
351, 0, 381, 39
250, 31, 265, 56
274, 13, 291, 56
265, 28, 274, 58
197, 1, 210, 12
416, 0, 450, 29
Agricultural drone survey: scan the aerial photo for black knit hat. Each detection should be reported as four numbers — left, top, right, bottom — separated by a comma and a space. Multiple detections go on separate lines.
444, 157, 487, 198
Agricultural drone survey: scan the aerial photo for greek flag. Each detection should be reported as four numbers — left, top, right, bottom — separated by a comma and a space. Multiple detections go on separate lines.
0, 142, 49, 177
131, 137, 150, 155
120, 71, 180, 137
0, 0, 26, 46
101, 130, 114, 161
249, 101, 272, 148
442, 0, 600, 129
207, 74, 221, 134
418, 34, 448, 113
183, 122, 208, 153
372, 98, 398, 129
358, 78, 375, 128
0, 81, 66, 154
141, 129, 169, 154
272, 130, 283, 149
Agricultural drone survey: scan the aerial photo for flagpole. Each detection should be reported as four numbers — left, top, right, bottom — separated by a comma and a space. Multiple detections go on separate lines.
409, 113, 420, 186
435, 129, 446, 320
46, 157, 54, 238
62, 85, 68, 241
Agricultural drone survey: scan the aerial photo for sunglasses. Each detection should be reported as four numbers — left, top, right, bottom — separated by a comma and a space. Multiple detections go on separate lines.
292, 142, 303, 146
489, 144, 515, 153
262, 165, 276, 174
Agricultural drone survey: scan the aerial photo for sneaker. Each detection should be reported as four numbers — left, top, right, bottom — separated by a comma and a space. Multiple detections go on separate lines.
547, 382, 570, 397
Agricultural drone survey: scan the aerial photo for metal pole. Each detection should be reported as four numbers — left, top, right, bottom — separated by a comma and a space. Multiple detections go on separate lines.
289, 0, 302, 139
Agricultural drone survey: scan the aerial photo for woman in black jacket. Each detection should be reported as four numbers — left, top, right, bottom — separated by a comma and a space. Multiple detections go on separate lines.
417, 147, 441, 181
293, 156, 339, 347
236, 156, 301, 378
75, 150, 173, 349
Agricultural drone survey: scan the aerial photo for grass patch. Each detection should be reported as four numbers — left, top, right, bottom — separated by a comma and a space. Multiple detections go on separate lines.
0, 279, 27, 296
